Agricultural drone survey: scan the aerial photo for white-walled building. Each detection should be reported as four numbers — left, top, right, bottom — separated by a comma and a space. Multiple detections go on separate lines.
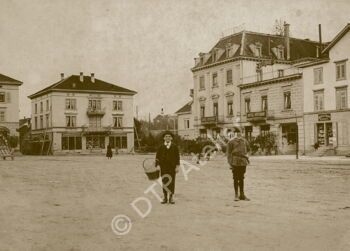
300, 24, 350, 155
0, 73, 22, 137
191, 23, 320, 148
175, 100, 195, 140
28, 73, 136, 154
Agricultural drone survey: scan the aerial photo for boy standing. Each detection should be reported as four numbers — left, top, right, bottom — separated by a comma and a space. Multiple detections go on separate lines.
227, 126, 250, 201
155, 131, 180, 204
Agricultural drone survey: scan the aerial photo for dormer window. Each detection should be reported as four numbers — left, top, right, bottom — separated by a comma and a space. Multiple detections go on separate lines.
277, 46, 284, 59
226, 47, 232, 57
212, 49, 220, 62
255, 43, 262, 57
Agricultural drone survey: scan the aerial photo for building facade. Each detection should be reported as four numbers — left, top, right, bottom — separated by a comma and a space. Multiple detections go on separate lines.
191, 23, 320, 152
28, 73, 136, 154
175, 100, 196, 140
239, 69, 304, 154
0, 73, 22, 137
301, 24, 350, 155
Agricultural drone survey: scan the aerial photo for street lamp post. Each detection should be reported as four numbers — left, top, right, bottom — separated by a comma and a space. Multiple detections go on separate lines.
295, 111, 299, 160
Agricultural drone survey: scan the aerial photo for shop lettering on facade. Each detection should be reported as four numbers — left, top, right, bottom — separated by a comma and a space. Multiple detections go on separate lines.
318, 113, 331, 121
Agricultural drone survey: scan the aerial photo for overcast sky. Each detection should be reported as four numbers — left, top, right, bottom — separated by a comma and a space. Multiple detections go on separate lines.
1, 0, 349, 120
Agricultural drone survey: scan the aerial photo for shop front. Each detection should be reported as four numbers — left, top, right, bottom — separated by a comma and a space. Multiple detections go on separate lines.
303, 112, 350, 155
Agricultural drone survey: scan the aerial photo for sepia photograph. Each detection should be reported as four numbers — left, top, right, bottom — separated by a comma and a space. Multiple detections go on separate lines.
0, 0, 349, 250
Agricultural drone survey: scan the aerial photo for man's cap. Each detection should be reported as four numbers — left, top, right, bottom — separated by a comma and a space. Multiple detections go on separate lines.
162, 130, 174, 138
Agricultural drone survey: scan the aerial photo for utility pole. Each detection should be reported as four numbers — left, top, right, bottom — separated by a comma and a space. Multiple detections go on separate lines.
148, 112, 151, 136
295, 111, 299, 159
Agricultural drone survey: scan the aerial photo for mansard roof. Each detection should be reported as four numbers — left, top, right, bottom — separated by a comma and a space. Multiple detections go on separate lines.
192, 30, 325, 71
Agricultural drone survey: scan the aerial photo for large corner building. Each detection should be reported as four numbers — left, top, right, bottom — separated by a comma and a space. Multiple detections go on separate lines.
28, 73, 136, 154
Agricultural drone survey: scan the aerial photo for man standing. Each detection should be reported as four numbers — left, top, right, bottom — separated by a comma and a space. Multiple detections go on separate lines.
227, 126, 250, 201
155, 131, 180, 204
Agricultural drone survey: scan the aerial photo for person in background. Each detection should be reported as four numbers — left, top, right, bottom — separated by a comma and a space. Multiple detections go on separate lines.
155, 131, 180, 204
106, 144, 113, 159
227, 126, 251, 201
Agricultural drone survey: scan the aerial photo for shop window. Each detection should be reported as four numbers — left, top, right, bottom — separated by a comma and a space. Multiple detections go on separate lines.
282, 124, 297, 145
316, 123, 333, 146
86, 135, 105, 149
109, 136, 128, 149
260, 125, 270, 136
200, 129, 207, 139
245, 126, 252, 141
62, 136, 82, 150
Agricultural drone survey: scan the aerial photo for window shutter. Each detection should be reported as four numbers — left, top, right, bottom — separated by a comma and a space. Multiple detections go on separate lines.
336, 90, 341, 109
6, 92, 11, 103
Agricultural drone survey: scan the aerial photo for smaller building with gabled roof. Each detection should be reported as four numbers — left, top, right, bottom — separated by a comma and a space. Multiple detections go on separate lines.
175, 89, 195, 139
28, 72, 137, 154
300, 24, 350, 155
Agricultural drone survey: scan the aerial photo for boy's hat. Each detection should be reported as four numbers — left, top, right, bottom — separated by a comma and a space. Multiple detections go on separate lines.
162, 130, 174, 138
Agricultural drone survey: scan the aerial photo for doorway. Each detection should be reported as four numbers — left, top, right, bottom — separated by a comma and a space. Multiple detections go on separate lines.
316, 122, 333, 146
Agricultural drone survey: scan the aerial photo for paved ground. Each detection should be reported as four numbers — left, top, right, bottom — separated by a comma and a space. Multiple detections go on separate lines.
0, 154, 349, 251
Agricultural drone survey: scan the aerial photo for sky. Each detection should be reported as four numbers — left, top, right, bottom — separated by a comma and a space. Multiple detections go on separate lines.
0, 0, 349, 120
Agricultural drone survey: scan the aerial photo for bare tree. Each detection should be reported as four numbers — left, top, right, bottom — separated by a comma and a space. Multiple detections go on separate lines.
273, 19, 285, 36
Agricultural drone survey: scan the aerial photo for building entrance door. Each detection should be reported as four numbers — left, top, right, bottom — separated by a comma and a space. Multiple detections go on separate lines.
317, 122, 333, 146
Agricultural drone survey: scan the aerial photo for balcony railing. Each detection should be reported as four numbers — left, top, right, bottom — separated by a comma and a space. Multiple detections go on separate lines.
200, 115, 227, 125
246, 110, 274, 122
242, 68, 302, 85
87, 107, 106, 116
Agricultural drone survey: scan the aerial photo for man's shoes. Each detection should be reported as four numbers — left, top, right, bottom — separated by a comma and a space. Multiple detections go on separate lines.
234, 195, 240, 201
168, 196, 175, 204
161, 197, 168, 204
239, 195, 250, 201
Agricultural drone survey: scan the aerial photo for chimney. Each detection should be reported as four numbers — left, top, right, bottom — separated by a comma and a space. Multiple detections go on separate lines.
91, 73, 95, 83
318, 24, 322, 55
79, 72, 84, 82
60, 73, 64, 80
284, 22, 290, 60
